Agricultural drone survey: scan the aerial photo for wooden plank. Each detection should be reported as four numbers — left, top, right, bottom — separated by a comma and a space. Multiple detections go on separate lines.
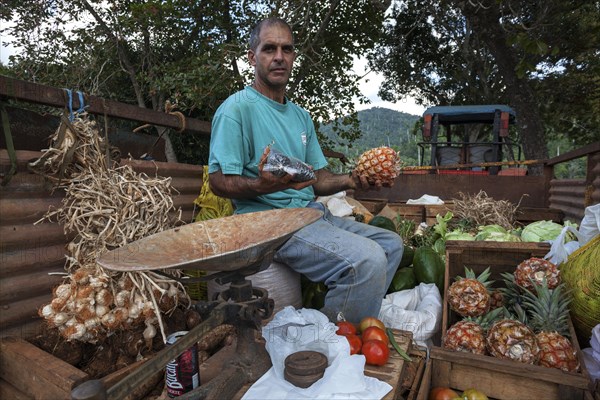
0, 379, 33, 400
0, 336, 88, 399
364, 329, 412, 400
0, 76, 211, 135
419, 347, 591, 400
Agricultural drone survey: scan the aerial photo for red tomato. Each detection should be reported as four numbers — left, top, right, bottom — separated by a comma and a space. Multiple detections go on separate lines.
428, 387, 459, 400
361, 326, 389, 345
344, 333, 362, 355
358, 316, 386, 333
362, 339, 390, 366
336, 321, 357, 336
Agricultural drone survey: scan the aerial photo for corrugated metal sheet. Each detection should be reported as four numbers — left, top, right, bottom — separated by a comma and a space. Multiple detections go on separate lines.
549, 148, 600, 224
0, 150, 203, 339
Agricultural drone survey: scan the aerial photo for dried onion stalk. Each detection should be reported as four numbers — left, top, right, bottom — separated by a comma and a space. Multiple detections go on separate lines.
452, 190, 524, 230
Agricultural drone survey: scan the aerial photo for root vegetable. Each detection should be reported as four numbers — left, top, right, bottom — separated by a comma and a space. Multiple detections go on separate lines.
197, 324, 236, 352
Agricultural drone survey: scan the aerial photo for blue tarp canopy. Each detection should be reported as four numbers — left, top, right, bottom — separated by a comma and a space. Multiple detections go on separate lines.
423, 105, 516, 124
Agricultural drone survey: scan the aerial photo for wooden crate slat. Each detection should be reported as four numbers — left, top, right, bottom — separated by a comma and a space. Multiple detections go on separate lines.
0, 337, 88, 398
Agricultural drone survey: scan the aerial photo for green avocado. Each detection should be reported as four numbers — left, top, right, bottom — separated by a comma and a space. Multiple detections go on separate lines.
399, 245, 415, 269
369, 215, 397, 233
412, 246, 445, 295
388, 266, 418, 293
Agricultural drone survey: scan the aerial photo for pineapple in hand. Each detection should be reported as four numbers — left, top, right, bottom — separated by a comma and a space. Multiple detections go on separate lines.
353, 146, 401, 186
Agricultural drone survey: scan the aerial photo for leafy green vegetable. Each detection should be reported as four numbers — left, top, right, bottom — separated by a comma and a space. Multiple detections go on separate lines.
474, 224, 520, 241
445, 230, 475, 241
433, 211, 454, 238
521, 220, 574, 242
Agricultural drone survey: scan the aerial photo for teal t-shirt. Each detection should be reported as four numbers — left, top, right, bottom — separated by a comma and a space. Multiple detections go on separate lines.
208, 86, 328, 214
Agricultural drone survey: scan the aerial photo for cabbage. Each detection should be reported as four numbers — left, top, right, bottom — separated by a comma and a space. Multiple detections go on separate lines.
474, 225, 521, 241
521, 220, 566, 242
476, 231, 522, 242
445, 230, 475, 241
477, 224, 508, 234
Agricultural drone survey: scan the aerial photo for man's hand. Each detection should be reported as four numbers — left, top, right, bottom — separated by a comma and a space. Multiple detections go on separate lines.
258, 146, 317, 191
349, 169, 394, 191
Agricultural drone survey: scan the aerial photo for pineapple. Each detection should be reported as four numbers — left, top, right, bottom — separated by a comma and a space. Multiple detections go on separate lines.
514, 257, 560, 291
486, 317, 540, 364
354, 146, 400, 185
443, 320, 486, 354
447, 267, 493, 317
521, 280, 580, 372
489, 288, 504, 310
443, 307, 505, 355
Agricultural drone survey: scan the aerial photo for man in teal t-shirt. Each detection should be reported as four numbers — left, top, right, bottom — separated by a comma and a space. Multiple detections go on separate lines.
208, 17, 403, 323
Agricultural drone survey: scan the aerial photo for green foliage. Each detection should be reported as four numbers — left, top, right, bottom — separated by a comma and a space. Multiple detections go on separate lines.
368, 0, 599, 161
1, 0, 389, 163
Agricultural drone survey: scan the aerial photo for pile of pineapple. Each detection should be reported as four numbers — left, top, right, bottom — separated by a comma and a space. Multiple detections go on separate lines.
443, 257, 580, 373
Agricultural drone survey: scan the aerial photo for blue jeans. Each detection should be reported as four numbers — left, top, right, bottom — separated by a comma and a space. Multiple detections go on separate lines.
274, 202, 404, 323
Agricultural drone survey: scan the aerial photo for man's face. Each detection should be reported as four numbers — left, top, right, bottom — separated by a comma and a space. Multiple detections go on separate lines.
248, 23, 295, 90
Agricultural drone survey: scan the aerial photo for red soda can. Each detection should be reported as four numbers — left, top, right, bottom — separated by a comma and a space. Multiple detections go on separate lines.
165, 331, 200, 397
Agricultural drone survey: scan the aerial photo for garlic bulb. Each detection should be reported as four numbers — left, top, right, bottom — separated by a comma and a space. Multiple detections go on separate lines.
40, 304, 54, 318
54, 283, 72, 299
143, 319, 157, 350
53, 312, 69, 326
89, 275, 109, 289
95, 304, 109, 317
95, 288, 113, 306
115, 290, 130, 307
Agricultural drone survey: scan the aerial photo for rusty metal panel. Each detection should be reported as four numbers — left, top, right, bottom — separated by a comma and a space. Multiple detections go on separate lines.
1, 150, 204, 338
549, 148, 600, 224
549, 180, 587, 223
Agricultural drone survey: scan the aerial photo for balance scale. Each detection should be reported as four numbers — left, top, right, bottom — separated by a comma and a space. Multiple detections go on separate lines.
71, 207, 322, 400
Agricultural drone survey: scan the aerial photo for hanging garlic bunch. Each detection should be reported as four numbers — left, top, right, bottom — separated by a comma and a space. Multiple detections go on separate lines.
39, 265, 189, 344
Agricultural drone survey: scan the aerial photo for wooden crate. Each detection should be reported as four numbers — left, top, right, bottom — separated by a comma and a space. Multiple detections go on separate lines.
386, 202, 563, 226
0, 336, 89, 399
442, 240, 552, 334
386, 202, 453, 225
419, 241, 592, 400
417, 347, 593, 400
0, 336, 161, 400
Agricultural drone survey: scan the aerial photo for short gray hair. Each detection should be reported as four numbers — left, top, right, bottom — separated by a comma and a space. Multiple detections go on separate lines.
249, 18, 294, 51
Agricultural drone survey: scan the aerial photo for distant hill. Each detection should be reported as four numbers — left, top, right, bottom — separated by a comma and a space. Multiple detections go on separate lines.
321, 107, 420, 150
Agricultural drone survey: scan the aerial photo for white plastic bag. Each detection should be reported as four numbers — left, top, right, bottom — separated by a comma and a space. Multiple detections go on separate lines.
378, 283, 442, 347
242, 307, 392, 400
316, 191, 354, 217
583, 324, 600, 381
545, 204, 600, 265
